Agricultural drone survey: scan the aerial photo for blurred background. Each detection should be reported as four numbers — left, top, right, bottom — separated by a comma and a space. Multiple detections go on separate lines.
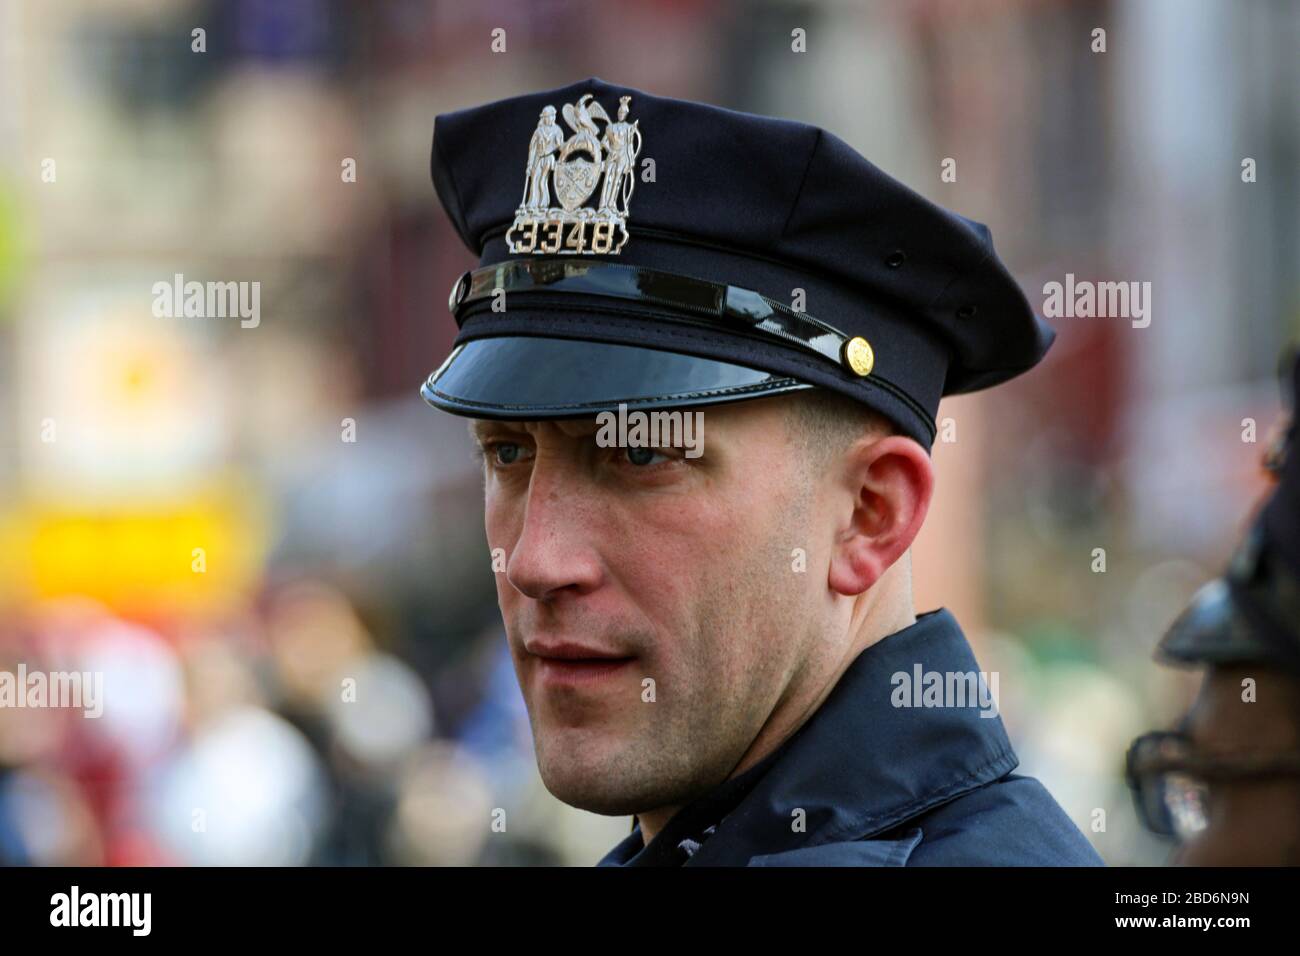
0, 0, 1296, 866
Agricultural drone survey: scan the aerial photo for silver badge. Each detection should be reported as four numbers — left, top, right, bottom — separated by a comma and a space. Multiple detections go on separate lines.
507, 94, 642, 256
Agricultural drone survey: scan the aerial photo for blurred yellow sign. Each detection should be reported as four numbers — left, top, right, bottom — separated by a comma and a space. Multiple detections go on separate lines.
0, 486, 267, 613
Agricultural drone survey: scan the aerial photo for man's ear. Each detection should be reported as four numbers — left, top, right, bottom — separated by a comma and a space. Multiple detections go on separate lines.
827, 435, 934, 597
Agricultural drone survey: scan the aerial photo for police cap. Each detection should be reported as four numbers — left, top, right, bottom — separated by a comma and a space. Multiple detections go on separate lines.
422, 77, 1055, 449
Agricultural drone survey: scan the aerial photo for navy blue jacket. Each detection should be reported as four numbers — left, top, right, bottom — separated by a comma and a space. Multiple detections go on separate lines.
598, 608, 1104, 866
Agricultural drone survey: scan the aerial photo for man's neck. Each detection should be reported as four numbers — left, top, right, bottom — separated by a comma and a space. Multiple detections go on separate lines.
635, 808, 677, 847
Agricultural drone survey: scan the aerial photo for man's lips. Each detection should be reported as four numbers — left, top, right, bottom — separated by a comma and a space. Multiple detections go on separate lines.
524, 640, 637, 688
524, 639, 634, 661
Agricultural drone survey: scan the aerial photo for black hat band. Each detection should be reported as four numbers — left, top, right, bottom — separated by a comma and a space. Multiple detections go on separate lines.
448, 258, 877, 380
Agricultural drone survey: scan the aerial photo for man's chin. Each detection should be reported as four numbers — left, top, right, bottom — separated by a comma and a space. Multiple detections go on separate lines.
533, 736, 667, 816
538, 771, 647, 816
550, 791, 644, 817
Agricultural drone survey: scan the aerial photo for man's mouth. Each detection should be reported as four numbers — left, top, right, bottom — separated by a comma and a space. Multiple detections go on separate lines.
524, 640, 637, 687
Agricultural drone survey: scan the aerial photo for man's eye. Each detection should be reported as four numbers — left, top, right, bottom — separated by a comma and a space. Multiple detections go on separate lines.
487, 442, 532, 466
623, 446, 671, 467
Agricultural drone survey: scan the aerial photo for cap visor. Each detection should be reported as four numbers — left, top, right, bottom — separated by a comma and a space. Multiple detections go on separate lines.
421, 336, 811, 419
1156, 580, 1276, 667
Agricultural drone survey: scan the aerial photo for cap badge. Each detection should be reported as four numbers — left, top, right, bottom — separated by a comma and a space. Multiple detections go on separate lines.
507, 93, 642, 256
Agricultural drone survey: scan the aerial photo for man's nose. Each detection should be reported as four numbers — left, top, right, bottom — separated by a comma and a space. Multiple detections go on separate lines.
504, 462, 604, 601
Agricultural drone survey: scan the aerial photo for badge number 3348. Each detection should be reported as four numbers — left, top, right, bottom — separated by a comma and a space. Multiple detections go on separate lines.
509, 219, 620, 255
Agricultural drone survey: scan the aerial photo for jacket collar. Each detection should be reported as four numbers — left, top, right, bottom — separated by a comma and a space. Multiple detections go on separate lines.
598, 608, 1018, 866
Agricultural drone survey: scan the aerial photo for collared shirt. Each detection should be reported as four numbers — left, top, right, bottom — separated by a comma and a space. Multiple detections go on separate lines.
598, 608, 1103, 866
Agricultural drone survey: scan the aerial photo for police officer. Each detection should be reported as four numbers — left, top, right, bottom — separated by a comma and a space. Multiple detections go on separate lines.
424, 77, 1102, 866
1127, 351, 1300, 865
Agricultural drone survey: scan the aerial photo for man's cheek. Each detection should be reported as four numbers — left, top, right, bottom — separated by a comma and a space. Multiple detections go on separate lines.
485, 520, 525, 625
621, 509, 739, 599
483, 500, 521, 568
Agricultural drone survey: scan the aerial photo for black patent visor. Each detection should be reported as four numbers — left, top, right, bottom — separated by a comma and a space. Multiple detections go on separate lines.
447, 258, 857, 373
422, 336, 812, 419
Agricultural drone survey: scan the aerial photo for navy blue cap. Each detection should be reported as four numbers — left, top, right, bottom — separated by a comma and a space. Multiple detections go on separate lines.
422, 76, 1055, 448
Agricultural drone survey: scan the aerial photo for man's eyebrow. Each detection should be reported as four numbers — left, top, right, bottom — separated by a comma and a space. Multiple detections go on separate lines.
467, 420, 513, 441
466, 419, 605, 445
467, 420, 546, 449
554, 417, 602, 438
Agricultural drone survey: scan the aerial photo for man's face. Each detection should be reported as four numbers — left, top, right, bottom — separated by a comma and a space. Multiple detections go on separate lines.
1173, 663, 1300, 865
470, 397, 829, 816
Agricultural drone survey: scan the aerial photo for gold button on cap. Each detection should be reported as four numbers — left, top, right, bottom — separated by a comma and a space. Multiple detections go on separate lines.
842, 336, 874, 377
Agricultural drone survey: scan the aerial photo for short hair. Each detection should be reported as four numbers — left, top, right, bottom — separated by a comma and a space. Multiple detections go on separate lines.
783, 388, 900, 471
